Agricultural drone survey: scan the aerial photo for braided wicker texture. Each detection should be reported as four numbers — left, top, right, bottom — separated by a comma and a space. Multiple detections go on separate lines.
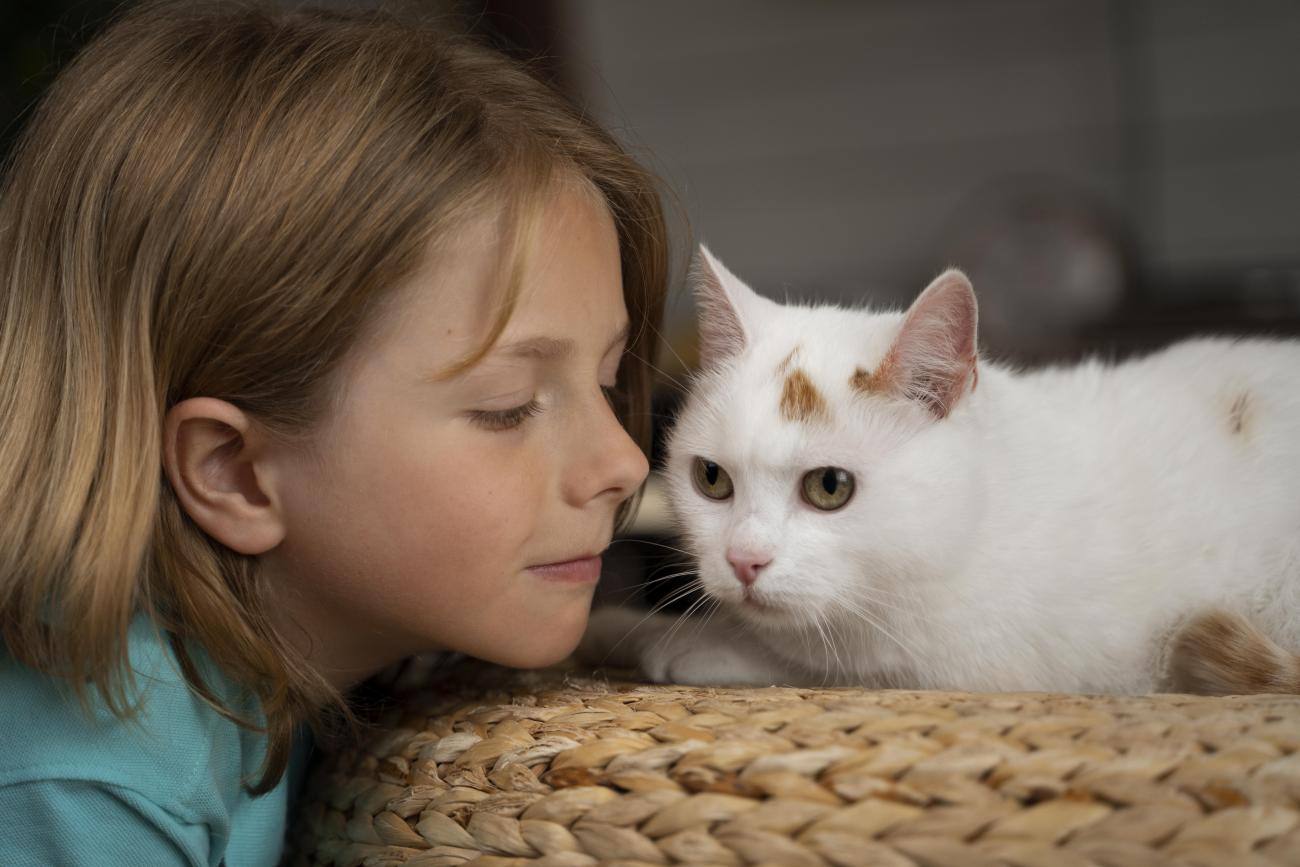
286, 659, 1300, 867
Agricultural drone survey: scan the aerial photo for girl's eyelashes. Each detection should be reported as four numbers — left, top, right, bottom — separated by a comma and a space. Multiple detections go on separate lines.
469, 398, 542, 432
468, 382, 617, 432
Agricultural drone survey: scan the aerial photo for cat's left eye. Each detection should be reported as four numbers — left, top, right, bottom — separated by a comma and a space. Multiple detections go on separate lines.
801, 467, 855, 511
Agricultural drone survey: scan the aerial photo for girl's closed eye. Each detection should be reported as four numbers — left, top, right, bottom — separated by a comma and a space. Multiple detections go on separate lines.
469, 398, 542, 431
470, 380, 619, 431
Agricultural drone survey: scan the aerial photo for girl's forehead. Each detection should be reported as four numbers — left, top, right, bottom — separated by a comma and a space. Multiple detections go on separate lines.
363, 182, 623, 380
356, 219, 503, 364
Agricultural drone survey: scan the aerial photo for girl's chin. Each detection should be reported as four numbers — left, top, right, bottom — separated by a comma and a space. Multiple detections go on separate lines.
478, 617, 588, 670
502, 640, 583, 670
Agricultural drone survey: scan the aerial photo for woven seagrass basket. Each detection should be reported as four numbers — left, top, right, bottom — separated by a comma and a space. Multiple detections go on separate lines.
285, 657, 1300, 867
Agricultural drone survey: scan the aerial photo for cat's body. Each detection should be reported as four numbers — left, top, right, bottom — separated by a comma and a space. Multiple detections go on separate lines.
582, 250, 1300, 695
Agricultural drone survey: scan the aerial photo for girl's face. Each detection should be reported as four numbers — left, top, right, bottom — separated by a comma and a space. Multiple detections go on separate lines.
261, 184, 649, 686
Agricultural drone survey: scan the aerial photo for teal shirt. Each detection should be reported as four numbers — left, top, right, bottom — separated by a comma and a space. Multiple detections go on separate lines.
0, 616, 312, 866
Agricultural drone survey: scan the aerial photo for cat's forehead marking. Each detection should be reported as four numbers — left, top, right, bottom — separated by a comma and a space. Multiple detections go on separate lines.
776, 346, 801, 375
779, 368, 828, 423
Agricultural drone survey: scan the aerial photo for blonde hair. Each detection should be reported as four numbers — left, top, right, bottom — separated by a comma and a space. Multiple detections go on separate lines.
0, 0, 667, 793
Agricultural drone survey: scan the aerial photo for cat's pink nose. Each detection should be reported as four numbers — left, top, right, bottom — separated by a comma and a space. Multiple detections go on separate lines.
726, 550, 772, 587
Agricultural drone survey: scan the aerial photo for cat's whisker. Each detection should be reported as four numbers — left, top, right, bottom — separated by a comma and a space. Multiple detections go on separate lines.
797, 618, 818, 673
653, 328, 691, 380
827, 611, 852, 686
626, 562, 696, 578
627, 572, 699, 592
606, 568, 698, 605
848, 582, 915, 601
610, 538, 697, 558
685, 592, 726, 645
811, 610, 839, 688
843, 590, 911, 615
827, 613, 854, 685
847, 585, 934, 625
594, 579, 705, 664
694, 595, 726, 644
641, 578, 705, 619
666, 593, 712, 646
813, 612, 831, 685
834, 594, 925, 667
652, 590, 715, 659
639, 320, 693, 388
643, 554, 696, 570
640, 564, 700, 583
609, 570, 700, 605
626, 347, 689, 395
853, 588, 929, 620
684, 597, 718, 647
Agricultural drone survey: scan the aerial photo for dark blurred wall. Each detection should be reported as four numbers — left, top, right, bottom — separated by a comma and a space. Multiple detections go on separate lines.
0, 0, 568, 165
564, 0, 1300, 364
5, 0, 1298, 365
0, 0, 119, 162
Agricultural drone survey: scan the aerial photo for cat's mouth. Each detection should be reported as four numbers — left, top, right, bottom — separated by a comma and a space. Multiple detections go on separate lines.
738, 586, 787, 616
704, 578, 795, 620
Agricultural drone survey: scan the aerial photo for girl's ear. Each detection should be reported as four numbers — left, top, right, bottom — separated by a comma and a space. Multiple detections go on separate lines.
162, 398, 287, 555
875, 269, 979, 419
690, 245, 765, 369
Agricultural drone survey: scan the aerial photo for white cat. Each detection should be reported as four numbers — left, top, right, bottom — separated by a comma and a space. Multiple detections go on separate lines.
581, 247, 1300, 696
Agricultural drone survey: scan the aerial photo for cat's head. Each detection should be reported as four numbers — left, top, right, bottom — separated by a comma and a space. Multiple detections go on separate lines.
663, 247, 983, 634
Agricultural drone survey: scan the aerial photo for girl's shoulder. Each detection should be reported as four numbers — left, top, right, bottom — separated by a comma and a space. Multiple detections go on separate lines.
0, 615, 296, 866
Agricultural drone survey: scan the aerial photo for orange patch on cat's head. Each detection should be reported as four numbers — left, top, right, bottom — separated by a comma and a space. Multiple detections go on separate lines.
780, 368, 828, 423
776, 347, 800, 375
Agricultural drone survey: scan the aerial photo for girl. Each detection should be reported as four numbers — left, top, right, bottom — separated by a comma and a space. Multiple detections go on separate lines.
0, 1, 666, 864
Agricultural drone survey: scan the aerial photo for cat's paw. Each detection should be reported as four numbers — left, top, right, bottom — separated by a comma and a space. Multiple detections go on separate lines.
641, 631, 785, 687
579, 606, 787, 686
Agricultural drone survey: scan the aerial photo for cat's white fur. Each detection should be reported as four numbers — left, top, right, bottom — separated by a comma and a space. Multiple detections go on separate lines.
583, 248, 1300, 694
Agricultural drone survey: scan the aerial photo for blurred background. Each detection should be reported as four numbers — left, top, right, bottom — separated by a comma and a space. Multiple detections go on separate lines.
6, 0, 1299, 614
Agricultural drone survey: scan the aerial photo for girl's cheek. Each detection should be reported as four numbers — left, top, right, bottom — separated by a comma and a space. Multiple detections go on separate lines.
440, 435, 546, 506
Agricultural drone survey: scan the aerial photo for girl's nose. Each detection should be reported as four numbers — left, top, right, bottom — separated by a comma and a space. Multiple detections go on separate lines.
564, 399, 649, 507
726, 549, 771, 587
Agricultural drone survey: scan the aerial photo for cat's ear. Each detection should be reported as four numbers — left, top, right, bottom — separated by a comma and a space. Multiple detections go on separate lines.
690, 246, 762, 368
875, 269, 979, 419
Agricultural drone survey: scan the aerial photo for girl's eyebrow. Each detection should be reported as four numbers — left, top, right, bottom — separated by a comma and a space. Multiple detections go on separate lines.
432, 323, 631, 384
495, 322, 630, 361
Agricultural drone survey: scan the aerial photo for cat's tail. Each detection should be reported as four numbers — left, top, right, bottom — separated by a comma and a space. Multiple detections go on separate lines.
1167, 609, 1300, 695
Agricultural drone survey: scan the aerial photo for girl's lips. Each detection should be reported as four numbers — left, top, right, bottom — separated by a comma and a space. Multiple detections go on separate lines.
528, 555, 602, 584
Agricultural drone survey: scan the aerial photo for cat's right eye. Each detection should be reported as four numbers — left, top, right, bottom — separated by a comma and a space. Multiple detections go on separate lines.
691, 457, 734, 500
